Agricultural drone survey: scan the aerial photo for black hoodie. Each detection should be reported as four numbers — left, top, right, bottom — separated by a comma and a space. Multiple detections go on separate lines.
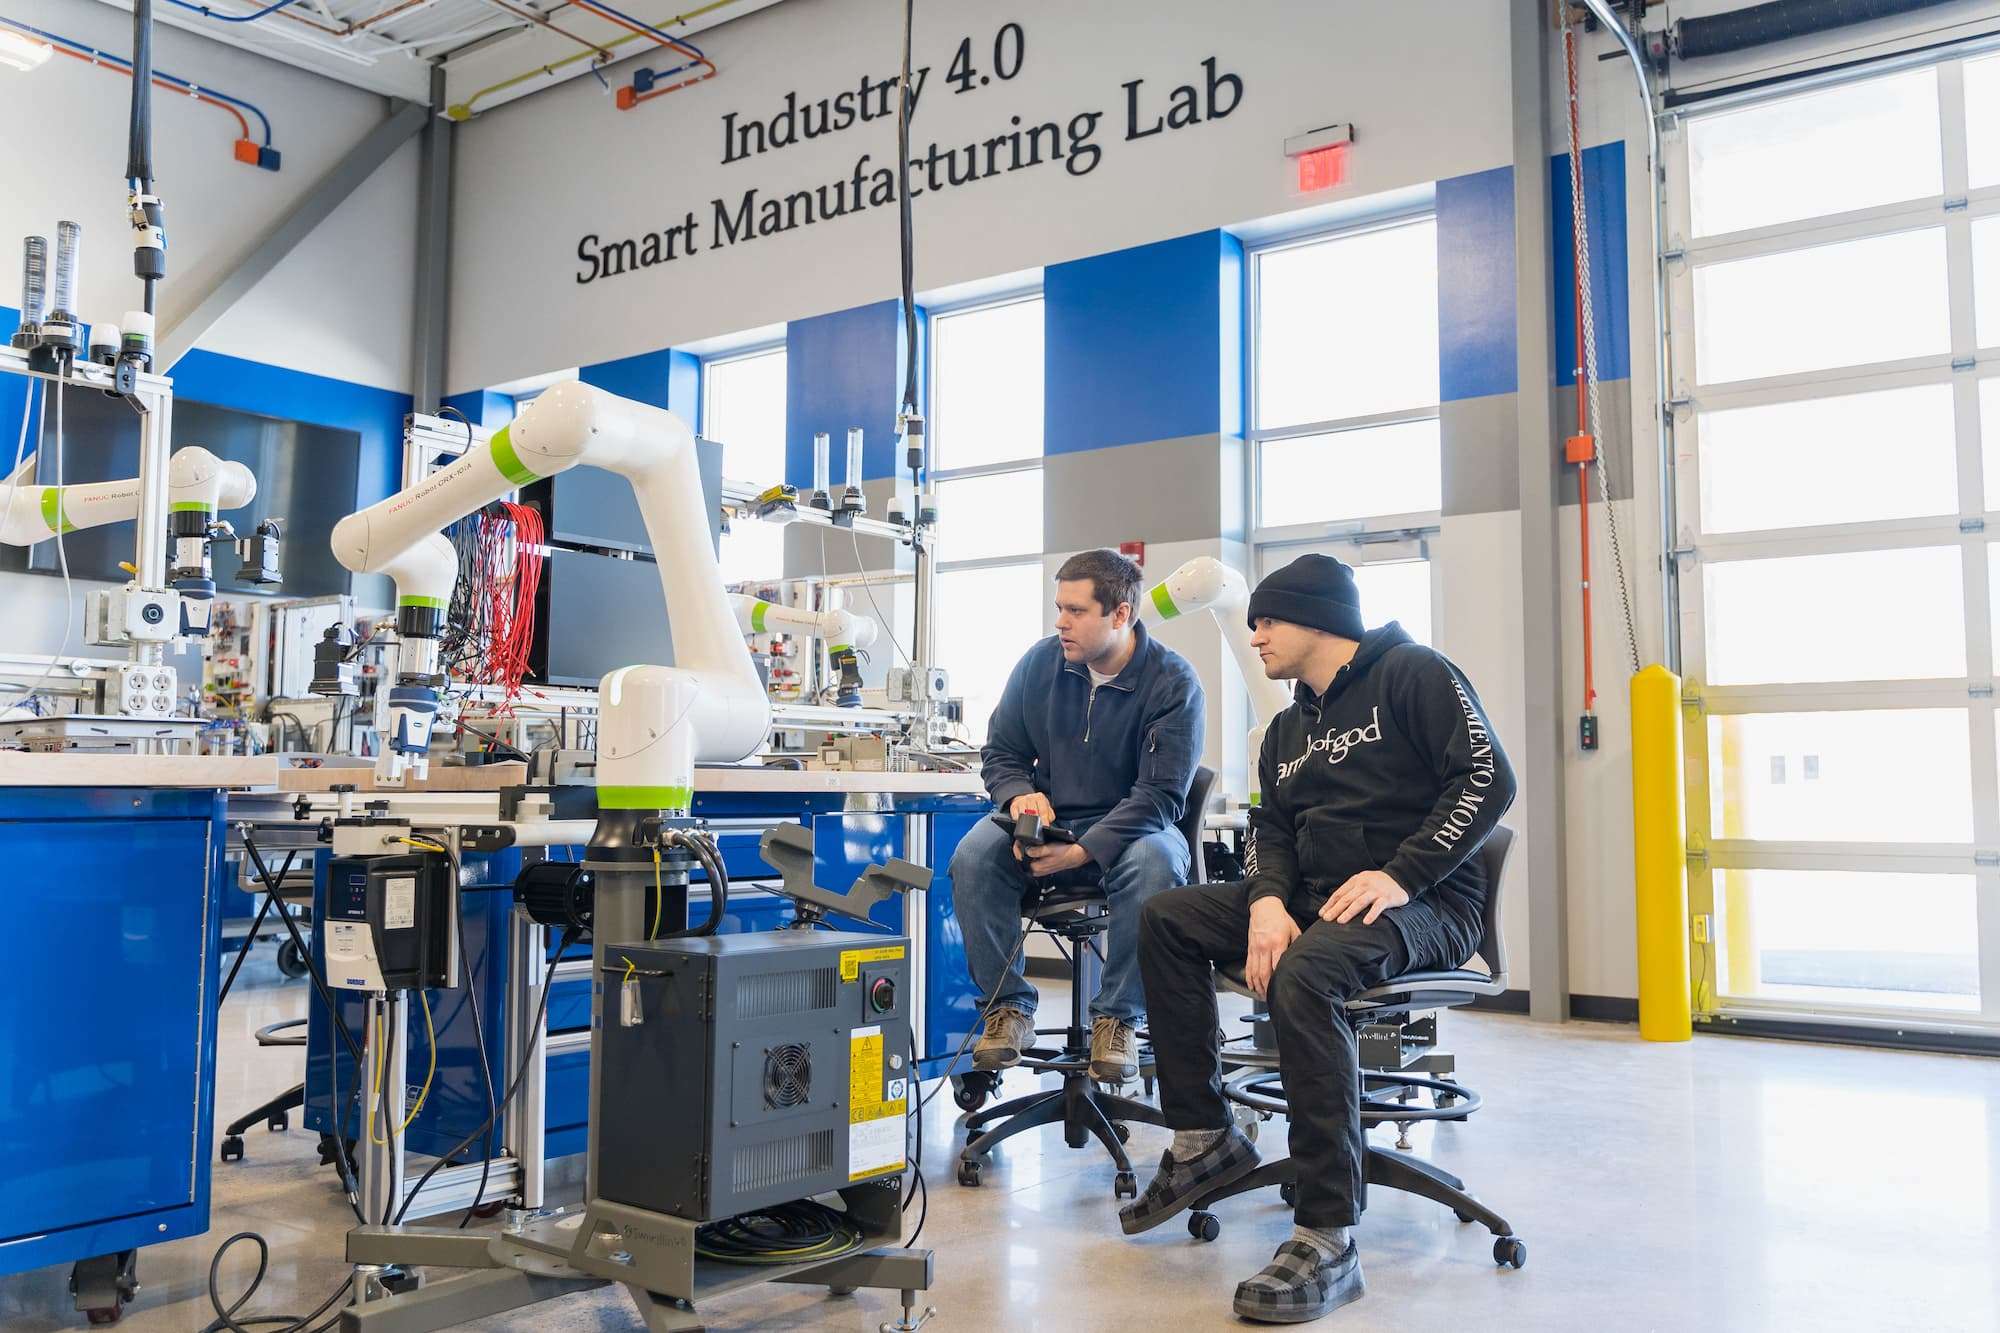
1245, 622, 1516, 971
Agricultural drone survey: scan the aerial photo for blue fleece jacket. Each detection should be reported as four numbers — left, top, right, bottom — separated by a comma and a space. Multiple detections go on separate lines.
979, 619, 1205, 869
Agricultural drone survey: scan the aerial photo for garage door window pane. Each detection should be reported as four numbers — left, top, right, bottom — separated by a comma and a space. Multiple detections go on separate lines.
1703, 546, 1965, 684
1257, 220, 1439, 430
1968, 54, 2000, 190
935, 562, 1045, 743
1693, 229, 1951, 384
1708, 709, 1973, 843
934, 471, 1042, 563
1697, 384, 1958, 533
934, 299, 1044, 471
1687, 69, 1942, 237
1718, 869, 1979, 1011
1259, 419, 1441, 527
1975, 216, 2000, 351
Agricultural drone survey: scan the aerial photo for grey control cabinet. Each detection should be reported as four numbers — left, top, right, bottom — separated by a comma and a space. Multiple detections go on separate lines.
595, 930, 913, 1223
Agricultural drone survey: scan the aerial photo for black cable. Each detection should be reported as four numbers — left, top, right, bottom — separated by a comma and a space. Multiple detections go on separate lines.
896, 0, 918, 420
392, 928, 579, 1226
201, 1232, 352, 1333
216, 850, 294, 1006
695, 1199, 865, 1265
240, 831, 366, 1073
441, 846, 501, 1229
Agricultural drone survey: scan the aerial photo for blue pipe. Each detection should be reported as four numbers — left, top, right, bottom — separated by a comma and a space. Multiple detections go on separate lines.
0, 16, 276, 149
163, 0, 312, 23
575, 0, 706, 58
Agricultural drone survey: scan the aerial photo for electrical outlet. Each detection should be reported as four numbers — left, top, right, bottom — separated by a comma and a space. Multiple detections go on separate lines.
1691, 913, 1713, 944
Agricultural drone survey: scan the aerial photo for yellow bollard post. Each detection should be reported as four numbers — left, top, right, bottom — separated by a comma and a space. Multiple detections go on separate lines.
1630, 664, 1693, 1042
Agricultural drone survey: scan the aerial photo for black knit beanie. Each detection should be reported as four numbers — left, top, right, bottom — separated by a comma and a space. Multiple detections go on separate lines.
1246, 554, 1365, 640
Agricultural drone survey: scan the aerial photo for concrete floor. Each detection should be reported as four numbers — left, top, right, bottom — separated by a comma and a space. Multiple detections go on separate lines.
4, 955, 1999, 1332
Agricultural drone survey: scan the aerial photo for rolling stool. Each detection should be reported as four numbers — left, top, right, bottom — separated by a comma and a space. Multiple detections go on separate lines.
1185, 826, 1527, 1269
956, 766, 1219, 1197
219, 1018, 309, 1163
956, 875, 1167, 1197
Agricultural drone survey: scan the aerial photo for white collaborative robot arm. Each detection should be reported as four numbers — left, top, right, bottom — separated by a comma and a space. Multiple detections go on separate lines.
331, 382, 770, 800
2, 445, 270, 638
0, 444, 254, 544
729, 593, 879, 708
1146, 556, 1293, 804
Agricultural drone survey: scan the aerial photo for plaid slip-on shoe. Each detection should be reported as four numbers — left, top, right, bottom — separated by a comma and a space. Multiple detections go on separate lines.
1232, 1238, 1364, 1324
1117, 1127, 1261, 1235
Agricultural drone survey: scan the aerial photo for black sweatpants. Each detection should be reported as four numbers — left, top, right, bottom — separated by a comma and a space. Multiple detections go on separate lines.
1139, 880, 1408, 1230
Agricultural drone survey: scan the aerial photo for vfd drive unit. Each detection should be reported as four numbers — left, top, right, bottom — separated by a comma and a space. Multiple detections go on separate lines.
596, 930, 912, 1223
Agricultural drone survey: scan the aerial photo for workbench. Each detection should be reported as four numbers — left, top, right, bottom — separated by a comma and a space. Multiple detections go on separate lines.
224, 765, 991, 1221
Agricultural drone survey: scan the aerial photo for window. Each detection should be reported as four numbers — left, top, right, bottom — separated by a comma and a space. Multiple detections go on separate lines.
1672, 56, 2000, 1034
701, 345, 788, 584
929, 294, 1046, 741
1248, 214, 1441, 645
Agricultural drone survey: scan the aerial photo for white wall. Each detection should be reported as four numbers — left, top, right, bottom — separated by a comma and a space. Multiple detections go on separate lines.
0, 0, 418, 392
449, 0, 1513, 391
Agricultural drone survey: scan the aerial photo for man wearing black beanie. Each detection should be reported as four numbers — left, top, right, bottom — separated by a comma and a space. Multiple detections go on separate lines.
1119, 553, 1516, 1325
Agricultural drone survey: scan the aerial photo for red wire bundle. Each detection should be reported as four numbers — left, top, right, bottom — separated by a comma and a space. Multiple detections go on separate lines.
480, 501, 545, 707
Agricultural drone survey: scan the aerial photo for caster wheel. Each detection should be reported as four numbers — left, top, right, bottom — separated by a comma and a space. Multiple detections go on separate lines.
84, 1308, 122, 1327
267, 1112, 289, 1133
380, 1270, 420, 1296
276, 939, 309, 979
1455, 1209, 1476, 1225
1445, 1114, 1471, 1123
1494, 1237, 1527, 1269
471, 1201, 506, 1219
957, 1159, 982, 1188
1114, 1171, 1137, 1200
953, 1083, 987, 1113
1113, 1122, 1130, 1143
220, 1136, 244, 1163
1435, 1092, 1459, 1109
1187, 1211, 1220, 1242
1278, 1180, 1297, 1208
828, 1285, 858, 1296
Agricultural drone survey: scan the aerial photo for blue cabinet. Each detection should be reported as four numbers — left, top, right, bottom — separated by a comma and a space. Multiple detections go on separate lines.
0, 787, 225, 1280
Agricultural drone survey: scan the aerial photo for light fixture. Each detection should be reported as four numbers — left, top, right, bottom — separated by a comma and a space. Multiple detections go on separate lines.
0, 29, 54, 72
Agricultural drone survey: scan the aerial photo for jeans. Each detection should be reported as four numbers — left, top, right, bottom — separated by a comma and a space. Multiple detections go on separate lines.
1138, 880, 1409, 1229
949, 813, 1189, 1025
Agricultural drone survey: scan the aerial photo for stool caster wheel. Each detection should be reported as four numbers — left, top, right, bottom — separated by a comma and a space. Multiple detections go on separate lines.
267, 1112, 288, 1133
953, 1072, 996, 1113
220, 1136, 244, 1163
957, 1159, 982, 1187
1188, 1211, 1220, 1242
1455, 1209, 1476, 1224
829, 1285, 858, 1296
1278, 1181, 1297, 1207
276, 938, 309, 979
1114, 1171, 1137, 1199
1112, 1122, 1130, 1143
1494, 1236, 1527, 1269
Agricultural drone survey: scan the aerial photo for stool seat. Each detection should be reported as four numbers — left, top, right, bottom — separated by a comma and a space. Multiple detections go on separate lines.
1212, 960, 1500, 1006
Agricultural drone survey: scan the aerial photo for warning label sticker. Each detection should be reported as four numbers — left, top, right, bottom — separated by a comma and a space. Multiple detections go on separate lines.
384, 877, 416, 930
839, 945, 906, 982
848, 1024, 907, 1181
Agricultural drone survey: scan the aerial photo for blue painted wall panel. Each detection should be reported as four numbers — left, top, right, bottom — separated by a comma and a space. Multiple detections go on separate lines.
1553, 140, 1631, 387
1437, 165, 1519, 402
579, 347, 700, 419
1045, 230, 1234, 454
441, 389, 515, 431
785, 300, 918, 486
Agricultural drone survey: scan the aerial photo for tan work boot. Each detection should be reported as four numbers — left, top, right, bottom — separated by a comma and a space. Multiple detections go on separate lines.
1089, 1017, 1139, 1083
972, 1006, 1036, 1071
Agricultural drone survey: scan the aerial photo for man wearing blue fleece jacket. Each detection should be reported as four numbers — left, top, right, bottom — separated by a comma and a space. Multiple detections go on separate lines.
955, 547, 1205, 1083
